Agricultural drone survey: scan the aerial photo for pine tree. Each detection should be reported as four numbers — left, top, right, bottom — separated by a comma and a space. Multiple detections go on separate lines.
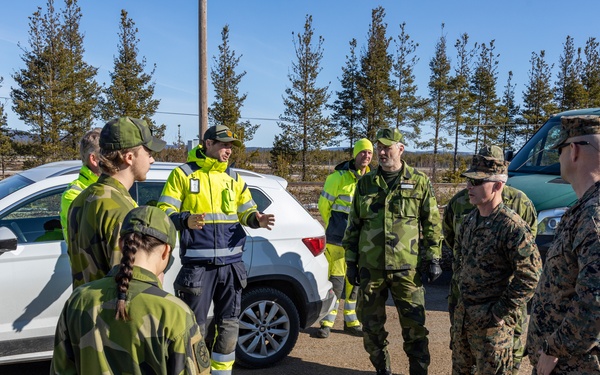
426, 24, 452, 182
582, 37, 600, 107
498, 71, 521, 152
276, 14, 333, 181
358, 6, 393, 139
390, 22, 428, 142
0, 77, 14, 178
521, 50, 557, 139
60, 0, 101, 153
209, 24, 258, 169
329, 38, 364, 151
11, 0, 73, 167
470, 40, 500, 150
101, 9, 162, 137
448, 33, 476, 172
555, 35, 586, 111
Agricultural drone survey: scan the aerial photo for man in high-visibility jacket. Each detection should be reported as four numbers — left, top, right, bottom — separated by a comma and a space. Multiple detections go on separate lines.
158, 125, 275, 375
316, 138, 372, 338
60, 128, 101, 241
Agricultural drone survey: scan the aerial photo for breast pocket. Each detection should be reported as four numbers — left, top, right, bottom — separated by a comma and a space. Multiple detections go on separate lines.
390, 189, 422, 220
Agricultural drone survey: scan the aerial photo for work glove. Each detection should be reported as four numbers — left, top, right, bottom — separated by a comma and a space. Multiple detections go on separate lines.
427, 258, 443, 283
346, 262, 360, 286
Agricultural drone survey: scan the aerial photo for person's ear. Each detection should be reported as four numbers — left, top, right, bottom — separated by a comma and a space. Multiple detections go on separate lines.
161, 244, 171, 260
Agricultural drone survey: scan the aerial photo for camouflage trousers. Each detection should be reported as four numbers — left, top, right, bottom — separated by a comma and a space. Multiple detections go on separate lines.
357, 267, 430, 375
451, 302, 513, 375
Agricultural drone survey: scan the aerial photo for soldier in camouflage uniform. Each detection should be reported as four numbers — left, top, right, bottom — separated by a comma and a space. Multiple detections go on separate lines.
526, 115, 600, 375
443, 145, 537, 375
452, 151, 542, 375
51, 206, 210, 375
343, 128, 442, 375
67, 117, 166, 288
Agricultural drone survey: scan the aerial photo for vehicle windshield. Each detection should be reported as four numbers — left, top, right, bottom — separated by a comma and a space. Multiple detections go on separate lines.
0, 174, 35, 200
508, 116, 562, 175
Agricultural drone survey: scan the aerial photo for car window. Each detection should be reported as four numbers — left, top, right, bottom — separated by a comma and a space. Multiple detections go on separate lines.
249, 187, 272, 212
0, 174, 34, 200
0, 188, 65, 243
131, 181, 164, 207
510, 117, 562, 174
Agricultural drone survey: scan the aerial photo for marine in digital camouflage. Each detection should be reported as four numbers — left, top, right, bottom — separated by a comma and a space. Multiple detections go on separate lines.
50, 266, 210, 375
526, 181, 600, 374
443, 185, 537, 373
452, 203, 541, 374
67, 174, 137, 288
343, 160, 441, 374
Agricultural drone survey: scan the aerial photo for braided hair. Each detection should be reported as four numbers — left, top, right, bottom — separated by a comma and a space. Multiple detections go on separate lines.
114, 231, 165, 321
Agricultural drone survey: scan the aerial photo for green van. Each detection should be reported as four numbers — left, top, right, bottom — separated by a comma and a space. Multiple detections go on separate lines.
506, 108, 600, 256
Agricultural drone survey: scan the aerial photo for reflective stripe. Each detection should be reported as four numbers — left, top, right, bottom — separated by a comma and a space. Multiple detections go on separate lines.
212, 351, 236, 363
320, 190, 336, 202
185, 245, 244, 258
211, 351, 235, 374
237, 200, 256, 213
70, 185, 83, 192
321, 299, 339, 326
164, 208, 177, 216
179, 162, 200, 176
337, 194, 352, 202
332, 203, 351, 213
158, 195, 181, 209
204, 213, 239, 222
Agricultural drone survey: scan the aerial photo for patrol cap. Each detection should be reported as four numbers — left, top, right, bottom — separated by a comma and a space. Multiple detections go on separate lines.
376, 128, 405, 146
551, 115, 600, 149
100, 117, 166, 152
353, 138, 373, 158
461, 145, 509, 180
120, 206, 177, 249
204, 125, 242, 147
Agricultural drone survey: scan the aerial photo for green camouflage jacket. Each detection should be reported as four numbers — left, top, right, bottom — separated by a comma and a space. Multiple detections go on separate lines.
50, 266, 210, 375
67, 174, 137, 288
60, 165, 99, 240
343, 162, 442, 270
527, 181, 600, 361
454, 203, 541, 325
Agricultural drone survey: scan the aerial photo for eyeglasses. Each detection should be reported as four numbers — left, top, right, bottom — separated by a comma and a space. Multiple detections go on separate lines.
466, 178, 491, 187
557, 140, 599, 155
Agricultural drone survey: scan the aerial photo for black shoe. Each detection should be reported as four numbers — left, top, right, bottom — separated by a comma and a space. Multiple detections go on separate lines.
316, 326, 330, 338
376, 369, 392, 375
344, 325, 363, 337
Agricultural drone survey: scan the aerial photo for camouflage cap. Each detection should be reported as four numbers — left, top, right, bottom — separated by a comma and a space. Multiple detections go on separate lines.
551, 115, 600, 149
461, 145, 509, 179
376, 128, 405, 146
120, 206, 177, 249
100, 117, 166, 152
204, 125, 242, 147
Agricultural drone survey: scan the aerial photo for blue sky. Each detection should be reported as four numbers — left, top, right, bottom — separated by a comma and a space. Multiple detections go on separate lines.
1, 0, 599, 149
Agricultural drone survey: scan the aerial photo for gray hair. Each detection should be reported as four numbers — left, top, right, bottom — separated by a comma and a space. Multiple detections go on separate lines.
80, 128, 101, 165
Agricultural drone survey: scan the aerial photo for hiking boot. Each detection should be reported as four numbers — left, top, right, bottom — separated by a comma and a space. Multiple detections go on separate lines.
344, 325, 363, 337
376, 369, 392, 375
316, 325, 330, 338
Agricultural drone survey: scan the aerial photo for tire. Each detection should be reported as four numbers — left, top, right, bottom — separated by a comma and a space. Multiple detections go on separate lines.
235, 287, 300, 368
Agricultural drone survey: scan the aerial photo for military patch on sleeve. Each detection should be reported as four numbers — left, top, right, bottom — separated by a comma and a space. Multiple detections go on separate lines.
190, 179, 200, 193
195, 337, 210, 371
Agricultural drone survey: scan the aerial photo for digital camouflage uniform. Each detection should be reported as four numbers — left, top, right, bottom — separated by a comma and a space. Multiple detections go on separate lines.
452, 201, 541, 375
318, 156, 369, 332
67, 174, 137, 288
444, 184, 537, 374
60, 164, 99, 240
50, 266, 210, 375
526, 114, 600, 374
526, 181, 600, 374
343, 160, 442, 375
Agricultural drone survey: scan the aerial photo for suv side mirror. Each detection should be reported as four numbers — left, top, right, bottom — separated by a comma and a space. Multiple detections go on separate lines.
504, 149, 514, 162
0, 227, 18, 253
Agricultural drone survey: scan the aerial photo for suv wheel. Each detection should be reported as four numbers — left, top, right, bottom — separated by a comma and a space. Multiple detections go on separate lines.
236, 287, 300, 368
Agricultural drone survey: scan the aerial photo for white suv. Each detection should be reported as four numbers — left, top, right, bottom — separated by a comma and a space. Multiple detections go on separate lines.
0, 161, 335, 368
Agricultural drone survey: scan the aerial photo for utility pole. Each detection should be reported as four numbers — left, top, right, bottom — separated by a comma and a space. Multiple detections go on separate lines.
199, 0, 208, 139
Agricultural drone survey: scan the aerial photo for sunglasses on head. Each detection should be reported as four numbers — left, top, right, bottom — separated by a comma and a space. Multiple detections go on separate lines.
466, 178, 491, 186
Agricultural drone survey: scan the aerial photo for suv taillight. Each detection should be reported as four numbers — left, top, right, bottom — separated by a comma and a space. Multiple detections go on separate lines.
302, 236, 326, 256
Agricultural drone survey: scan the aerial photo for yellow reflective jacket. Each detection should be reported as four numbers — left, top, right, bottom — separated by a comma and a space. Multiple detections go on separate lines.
158, 147, 257, 265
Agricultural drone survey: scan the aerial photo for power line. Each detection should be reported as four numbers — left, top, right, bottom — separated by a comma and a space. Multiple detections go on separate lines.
155, 110, 279, 122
